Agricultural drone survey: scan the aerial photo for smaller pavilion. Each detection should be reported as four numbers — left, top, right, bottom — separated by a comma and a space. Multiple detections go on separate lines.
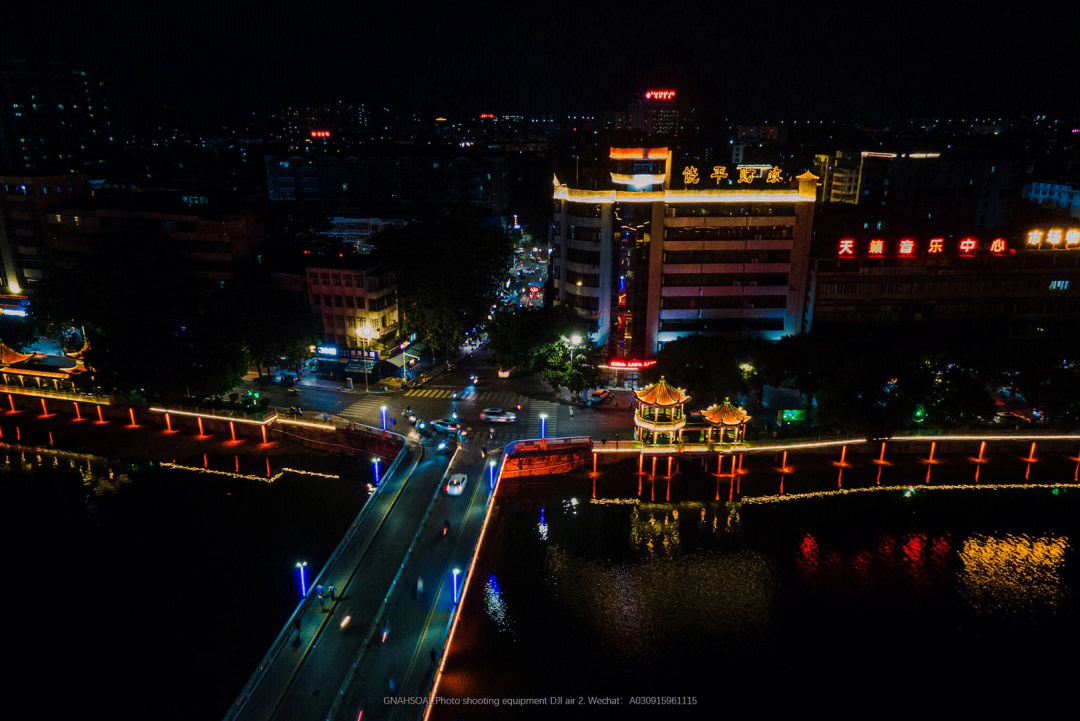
633, 377, 690, 445
701, 398, 751, 444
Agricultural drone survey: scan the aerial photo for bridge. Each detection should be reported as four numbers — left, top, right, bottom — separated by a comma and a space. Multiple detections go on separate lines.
226, 427, 1079, 721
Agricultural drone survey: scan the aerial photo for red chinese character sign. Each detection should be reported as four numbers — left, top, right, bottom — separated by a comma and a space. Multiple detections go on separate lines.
834, 236, 1015, 257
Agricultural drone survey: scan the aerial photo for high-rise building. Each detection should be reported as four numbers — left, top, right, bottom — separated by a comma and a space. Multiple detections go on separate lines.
0, 175, 88, 291
628, 90, 684, 137
550, 147, 817, 358
809, 227, 1080, 338
0, 60, 115, 175
812, 149, 1018, 228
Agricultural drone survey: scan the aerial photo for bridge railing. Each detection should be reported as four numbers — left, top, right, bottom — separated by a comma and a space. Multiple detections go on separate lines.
222, 428, 410, 721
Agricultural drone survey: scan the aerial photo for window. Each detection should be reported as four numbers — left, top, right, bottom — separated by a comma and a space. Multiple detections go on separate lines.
334, 296, 343, 307
322, 295, 331, 306
332, 274, 341, 286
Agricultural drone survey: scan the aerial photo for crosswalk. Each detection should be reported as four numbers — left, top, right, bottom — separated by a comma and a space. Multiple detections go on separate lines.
335, 393, 560, 441
338, 396, 391, 425
524, 400, 560, 439
403, 388, 530, 407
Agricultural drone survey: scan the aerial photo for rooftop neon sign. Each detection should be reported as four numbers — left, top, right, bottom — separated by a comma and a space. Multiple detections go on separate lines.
837, 237, 1010, 257
644, 90, 676, 101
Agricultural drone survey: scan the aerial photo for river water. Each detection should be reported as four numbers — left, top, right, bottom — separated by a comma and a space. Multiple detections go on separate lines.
436, 455, 1080, 718
6, 449, 373, 720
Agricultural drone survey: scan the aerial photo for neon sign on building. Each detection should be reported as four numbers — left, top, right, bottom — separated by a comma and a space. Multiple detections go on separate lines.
644, 90, 676, 101
836, 237, 1010, 257
1026, 228, 1080, 249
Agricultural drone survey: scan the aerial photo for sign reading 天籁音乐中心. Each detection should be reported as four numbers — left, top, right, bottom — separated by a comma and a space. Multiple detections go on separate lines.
836, 237, 1012, 257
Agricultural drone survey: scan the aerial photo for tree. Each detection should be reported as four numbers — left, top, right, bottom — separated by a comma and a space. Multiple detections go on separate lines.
486, 305, 586, 371
374, 211, 514, 359
645, 335, 746, 407
227, 271, 319, 376
33, 224, 248, 399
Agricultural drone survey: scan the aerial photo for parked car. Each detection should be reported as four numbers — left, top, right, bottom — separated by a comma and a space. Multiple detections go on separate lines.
445, 473, 468, 496
589, 389, 611, 405
480, 408, 516, 423
431, 419, 462, 435
274, 370, 299, 386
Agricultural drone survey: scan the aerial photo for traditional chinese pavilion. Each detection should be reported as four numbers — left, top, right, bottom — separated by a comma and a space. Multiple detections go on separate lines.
701, 398, 751, 444
633, 376, 690, 445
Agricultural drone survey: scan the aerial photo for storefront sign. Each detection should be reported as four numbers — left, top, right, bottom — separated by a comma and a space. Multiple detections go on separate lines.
608, 359, 657, 369
837, 237, 1010, 257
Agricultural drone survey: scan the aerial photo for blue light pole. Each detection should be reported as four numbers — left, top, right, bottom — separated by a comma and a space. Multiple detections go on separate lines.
372, 456, 381, 485
380, 405, 387, 431
452, 567, 462, 603
539, 413, 547, 439
488, 459, 496, 490
296, 561, 308, 598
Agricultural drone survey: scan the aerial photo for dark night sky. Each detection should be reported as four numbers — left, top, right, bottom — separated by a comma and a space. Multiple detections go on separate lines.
6, 2, 1077, 127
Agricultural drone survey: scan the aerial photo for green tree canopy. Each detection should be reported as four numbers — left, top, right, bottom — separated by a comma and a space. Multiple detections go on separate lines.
33, 224, 248, 399
226, 270, 319, 375
374, 211, 514, 358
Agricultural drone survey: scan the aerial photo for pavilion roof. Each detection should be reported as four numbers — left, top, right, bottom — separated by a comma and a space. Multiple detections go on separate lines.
0, 343, 35, 366
701, 398, 751, 426
634, 376, 690, 407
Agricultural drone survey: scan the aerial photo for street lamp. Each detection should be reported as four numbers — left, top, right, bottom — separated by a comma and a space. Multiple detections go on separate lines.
452, 567, 462, 603
356, 325, 377, 393
295, 561, 308, 598
488, 459, 496, 490
564, 333, 583, 368
380, 404, 387, 430
372, 456, 381, 485
539, 413, 547, 439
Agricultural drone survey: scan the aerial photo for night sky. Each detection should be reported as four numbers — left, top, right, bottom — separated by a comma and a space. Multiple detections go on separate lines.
6, 2, 1077, 127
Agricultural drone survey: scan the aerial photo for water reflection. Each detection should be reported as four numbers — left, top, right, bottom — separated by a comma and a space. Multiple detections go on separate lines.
959, 534, 1068, 614
443, 484, 1080, 713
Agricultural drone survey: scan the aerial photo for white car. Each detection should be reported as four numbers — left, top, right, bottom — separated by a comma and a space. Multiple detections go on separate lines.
445, 473, 467, 496
480, 408, 516, 423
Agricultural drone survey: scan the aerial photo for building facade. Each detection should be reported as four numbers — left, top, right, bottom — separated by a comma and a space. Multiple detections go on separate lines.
264, 154, 508, 213
46, 202, 263, 282
1023, 181, 1080, 218
812, 150, 1017, 228
0, 60, 114, 176
551, 147, 817, 358
0, 175, 88, 290
305, 264, 398, 348
809, 228, 1080, 337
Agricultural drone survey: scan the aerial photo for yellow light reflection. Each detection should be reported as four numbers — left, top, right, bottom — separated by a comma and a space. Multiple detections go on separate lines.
959, 534, 1068, 613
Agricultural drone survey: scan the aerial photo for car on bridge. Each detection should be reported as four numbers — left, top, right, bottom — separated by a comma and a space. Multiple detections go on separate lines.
480, 408, 516, 423
445, 473, 468, 495
431, 419, 462, 435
